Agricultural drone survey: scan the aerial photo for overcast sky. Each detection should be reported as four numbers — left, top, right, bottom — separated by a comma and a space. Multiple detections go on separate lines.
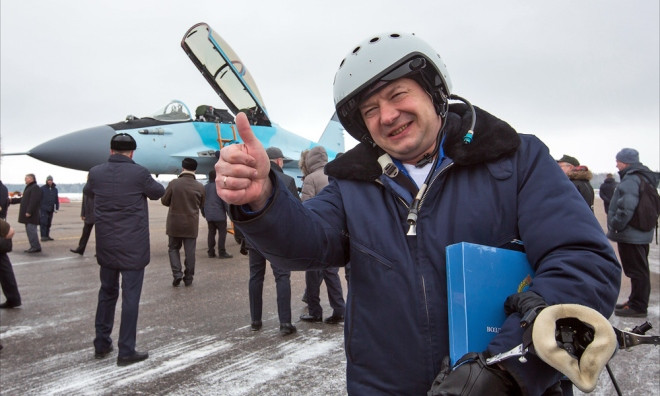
1, 0, 658, 185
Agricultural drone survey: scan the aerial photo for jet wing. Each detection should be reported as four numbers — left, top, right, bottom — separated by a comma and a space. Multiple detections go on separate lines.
182, 23, 271, 126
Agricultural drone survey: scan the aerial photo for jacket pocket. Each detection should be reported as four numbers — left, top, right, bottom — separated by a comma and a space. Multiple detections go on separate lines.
345, 242, 395, 362
352, 242, 394, 270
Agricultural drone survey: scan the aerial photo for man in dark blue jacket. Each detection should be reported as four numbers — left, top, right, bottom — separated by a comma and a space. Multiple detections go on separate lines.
215, 33, 621, 395
202, 170, 232, 259
39, 175, 59, 241
84, 133, 165, 366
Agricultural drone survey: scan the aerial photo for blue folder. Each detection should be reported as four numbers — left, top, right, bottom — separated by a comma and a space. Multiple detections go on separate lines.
446, 242, 534, 364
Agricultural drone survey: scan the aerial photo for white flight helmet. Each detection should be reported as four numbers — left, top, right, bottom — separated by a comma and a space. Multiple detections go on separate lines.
333, 32, 453, 144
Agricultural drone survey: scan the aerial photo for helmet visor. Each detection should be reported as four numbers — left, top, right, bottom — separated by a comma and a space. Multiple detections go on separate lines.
355, 56, 428, 108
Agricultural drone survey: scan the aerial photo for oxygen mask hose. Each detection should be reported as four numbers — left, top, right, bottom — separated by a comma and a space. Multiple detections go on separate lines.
405, 94, 476, 235
449, 94, 476, 144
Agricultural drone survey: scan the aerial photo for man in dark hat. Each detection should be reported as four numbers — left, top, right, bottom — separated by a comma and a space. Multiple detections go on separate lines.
556, 154, 579, 168
84, 132, 165, 366
607, 148, 660, 318
161, 157, 205, 287
557, 154, 594, 211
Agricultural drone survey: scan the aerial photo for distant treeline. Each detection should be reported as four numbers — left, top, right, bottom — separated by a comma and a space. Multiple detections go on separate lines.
4, 173, 617, 194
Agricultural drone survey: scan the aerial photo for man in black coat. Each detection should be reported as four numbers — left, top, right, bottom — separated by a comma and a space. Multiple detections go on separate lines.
15, 174, 42, 253
39, 175, 59, 241
557, 154, 595, 212
84, 133, 165, 366
599, 173, 618, 214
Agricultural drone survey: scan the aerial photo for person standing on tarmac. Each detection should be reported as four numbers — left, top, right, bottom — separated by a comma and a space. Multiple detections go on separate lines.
15, 174, 42, 253
162, 158, 206, 287
599, 173, 618, 214
215, 33, 620, 395
607, 148, 660, 318
70, 187, 95, 255
39, 175, 59, 241
245, 147, 298, 337
85, 133, 165, 366
556, 154, 595, 212
298, 146, 346, 325
202, 170, 233, 259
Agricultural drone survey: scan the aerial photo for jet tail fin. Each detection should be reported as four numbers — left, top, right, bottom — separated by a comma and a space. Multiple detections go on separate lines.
318, 112, 345, 155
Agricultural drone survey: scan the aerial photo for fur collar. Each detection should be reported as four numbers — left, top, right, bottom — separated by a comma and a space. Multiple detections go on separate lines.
325, 103, 520, 181
567, 168, 593, 181
178, 171, 196, 178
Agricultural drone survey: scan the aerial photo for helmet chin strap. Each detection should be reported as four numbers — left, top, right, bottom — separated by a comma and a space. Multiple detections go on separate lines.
415, 149, 437, 168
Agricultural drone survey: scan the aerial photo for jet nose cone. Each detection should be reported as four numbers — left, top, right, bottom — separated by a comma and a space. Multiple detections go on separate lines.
29, 125, 116, 171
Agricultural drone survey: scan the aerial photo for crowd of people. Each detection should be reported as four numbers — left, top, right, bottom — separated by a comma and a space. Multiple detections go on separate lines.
555, 150, 659, 320
1, 31, 658, 395
0, 142, 346, 365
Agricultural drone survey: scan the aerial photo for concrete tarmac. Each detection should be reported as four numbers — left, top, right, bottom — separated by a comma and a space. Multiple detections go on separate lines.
0, 198, 658, 395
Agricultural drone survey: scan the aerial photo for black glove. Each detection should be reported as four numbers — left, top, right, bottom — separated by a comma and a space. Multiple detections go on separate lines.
428, 352, 519, 396
504, 290, 547, 317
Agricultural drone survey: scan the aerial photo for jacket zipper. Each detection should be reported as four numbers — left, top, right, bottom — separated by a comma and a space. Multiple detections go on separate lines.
419, 162, 454, 213
381, 162, 455, 363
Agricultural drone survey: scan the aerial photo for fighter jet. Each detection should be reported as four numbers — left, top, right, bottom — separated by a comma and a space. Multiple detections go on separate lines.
6, 22, 345, 183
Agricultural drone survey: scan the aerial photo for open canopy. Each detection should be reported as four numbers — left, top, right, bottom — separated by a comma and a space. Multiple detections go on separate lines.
182, 22, 270, 126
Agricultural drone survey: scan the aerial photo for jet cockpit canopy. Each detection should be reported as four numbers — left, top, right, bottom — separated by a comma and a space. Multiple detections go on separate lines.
182, 23, 271, 127
150, 100, 193, 122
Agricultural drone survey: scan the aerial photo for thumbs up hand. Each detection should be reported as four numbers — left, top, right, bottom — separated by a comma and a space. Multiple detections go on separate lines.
215, 112, 272, 210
